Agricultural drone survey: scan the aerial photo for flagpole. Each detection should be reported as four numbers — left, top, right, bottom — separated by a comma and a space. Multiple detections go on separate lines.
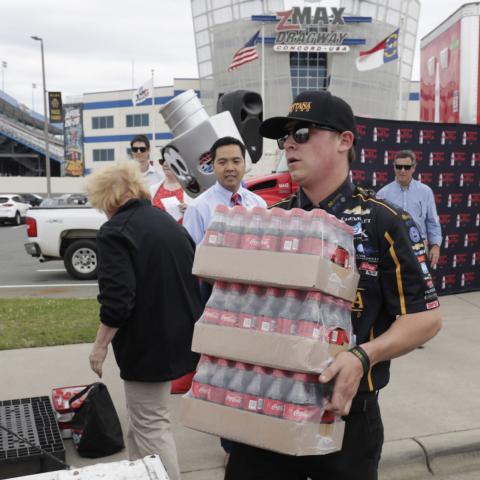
151, 69, 156, 152
397, 19, 404, 120
261, 23, 265, 120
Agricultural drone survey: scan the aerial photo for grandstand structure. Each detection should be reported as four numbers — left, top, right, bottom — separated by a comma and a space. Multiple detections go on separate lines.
0, 90, 64, 176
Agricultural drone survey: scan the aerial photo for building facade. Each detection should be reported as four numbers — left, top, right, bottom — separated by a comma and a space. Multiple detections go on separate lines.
420, 3, 480, 124
191, 0, 420, 120
67, 78, 199, 174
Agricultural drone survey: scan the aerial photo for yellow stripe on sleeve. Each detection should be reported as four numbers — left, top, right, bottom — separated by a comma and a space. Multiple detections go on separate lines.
384, 231, 407, 315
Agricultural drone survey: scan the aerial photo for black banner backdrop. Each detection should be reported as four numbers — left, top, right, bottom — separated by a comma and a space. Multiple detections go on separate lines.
353, 116, 480, 296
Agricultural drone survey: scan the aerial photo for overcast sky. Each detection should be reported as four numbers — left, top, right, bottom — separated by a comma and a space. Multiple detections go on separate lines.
0, 0, 468, 115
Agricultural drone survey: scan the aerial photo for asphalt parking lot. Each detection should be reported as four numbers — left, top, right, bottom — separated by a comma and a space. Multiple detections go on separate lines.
0, 223, 98, 298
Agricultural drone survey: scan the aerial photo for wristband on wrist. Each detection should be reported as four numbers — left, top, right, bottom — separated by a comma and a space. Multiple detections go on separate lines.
348, 345, 370, 375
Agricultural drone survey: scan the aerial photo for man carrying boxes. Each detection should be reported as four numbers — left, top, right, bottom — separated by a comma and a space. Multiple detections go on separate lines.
182, 90, 442, 480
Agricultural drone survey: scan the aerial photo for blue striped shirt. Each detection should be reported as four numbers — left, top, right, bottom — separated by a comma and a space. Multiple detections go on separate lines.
183, 182, 267, 245
376, 179, 442, 246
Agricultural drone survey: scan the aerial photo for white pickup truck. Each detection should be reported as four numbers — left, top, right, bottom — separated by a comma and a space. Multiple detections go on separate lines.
24, 206, 107, 280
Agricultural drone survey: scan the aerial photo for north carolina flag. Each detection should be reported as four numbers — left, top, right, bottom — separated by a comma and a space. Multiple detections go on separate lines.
356, 29, 399, 72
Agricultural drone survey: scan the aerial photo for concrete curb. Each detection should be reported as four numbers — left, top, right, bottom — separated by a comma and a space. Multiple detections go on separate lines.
379, 429, 480, 479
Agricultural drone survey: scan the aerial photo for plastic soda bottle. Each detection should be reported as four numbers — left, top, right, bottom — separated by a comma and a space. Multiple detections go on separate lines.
218, 282, 243, 328
207, 358, 231, 404
283, 373, 322, 423
240, 207, 265, 250
260, 208, 285, 251
203, 205, 229, 247
280, 208, 305, 253
277, 289, 304, 335
301, 209, 326, 256
256, 287, 283, 333
242, 365, 268, 413
191, 355, 213, 399
201, 281, 228, 324
238, 284, 264, 329
263, 369, 288, 417
297, 291, 325, 339
223, 206, 247, 248
224, 362, 248, 409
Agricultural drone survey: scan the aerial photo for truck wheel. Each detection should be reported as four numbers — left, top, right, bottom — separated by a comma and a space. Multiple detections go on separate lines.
64, 240, 98, 280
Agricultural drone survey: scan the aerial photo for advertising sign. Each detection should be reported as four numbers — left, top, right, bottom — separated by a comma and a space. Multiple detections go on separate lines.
48, 91, 63, 123
63, 104, 85, 177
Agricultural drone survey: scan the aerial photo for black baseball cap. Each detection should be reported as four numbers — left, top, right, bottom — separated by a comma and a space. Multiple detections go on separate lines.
259, 90, 357, 144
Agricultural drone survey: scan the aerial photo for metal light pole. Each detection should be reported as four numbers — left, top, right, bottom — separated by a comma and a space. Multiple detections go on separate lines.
1, 61, 7, 91
31, 36, 51, 197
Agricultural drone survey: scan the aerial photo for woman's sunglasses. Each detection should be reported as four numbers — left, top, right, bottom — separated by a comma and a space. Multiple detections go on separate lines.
277, 124, 339, 150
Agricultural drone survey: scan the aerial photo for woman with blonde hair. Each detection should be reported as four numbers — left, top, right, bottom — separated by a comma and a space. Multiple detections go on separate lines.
87, 161, 202, 480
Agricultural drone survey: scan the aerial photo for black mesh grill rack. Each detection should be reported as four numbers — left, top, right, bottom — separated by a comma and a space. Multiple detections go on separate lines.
0, 396, 65, 479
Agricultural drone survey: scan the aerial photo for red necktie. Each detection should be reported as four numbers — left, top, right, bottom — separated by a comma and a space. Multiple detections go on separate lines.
231, 193, 241, 206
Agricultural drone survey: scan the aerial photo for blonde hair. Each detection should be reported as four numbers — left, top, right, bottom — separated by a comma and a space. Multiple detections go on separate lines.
86, 161, 151, 215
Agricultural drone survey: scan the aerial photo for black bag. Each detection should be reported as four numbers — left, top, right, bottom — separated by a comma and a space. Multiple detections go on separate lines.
69, 382, 125, 458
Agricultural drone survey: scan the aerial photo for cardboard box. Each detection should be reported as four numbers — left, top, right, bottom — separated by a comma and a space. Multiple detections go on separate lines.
192, 246, 359, 302
181, 396, 344, 456
192, 323, 345, 373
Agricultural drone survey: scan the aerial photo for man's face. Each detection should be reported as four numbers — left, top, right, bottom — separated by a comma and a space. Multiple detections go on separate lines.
213, 144, 246, 192
394, 156, 416, 187
131, 141, 150, 165
282, 123, 345, 189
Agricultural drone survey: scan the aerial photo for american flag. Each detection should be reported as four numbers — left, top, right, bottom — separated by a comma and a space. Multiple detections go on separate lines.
227, 30, 260, 71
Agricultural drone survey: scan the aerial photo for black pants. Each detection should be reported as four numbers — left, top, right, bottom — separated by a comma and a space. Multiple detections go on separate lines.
225, 392, 383, 480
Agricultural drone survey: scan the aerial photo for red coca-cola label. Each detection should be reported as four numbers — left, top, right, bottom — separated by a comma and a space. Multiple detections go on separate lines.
256, 317, 277, 333
219, 310, 238, 327
334, 247, 349, 268
263, 398, 285, 417
224, 390, 245, 409
283, 404, 322, 422
242, 394, 264, 412
191, 381, 211, 399
321, 412, 335, 424
207, 386, 227, 404
202, 307, 221, 324
204, 231, 221, 246
223, 232, 241, 248
281, 236, 301, 253
323, 241, 336, 261
277, 317, 298, 335
240, 233, 261, 250
327, 329, 349, 345
297, 321, 322, 339
260, 235, 280, 251
238, 313, 257, 329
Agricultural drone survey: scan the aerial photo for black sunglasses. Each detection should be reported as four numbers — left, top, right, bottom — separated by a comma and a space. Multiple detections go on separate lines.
394, 164, 413, 171
277, 124, 339, 150
131, 146, 148, 153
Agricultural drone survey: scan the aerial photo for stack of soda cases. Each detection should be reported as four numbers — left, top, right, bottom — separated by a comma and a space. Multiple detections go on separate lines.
192, 206, 356, 428
203, 205, 355, 269
190, 356, 335, 424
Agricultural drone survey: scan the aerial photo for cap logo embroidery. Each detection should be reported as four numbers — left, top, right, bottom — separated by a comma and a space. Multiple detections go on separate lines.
289, 102, 312, 113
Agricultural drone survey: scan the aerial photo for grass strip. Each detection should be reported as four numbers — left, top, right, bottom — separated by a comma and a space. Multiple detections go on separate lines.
0, 298, 99, 350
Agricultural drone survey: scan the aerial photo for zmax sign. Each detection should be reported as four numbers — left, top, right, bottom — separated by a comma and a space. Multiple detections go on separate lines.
274, 7, 350, 53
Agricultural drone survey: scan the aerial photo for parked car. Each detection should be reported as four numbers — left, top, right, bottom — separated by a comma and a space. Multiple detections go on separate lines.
0, 194, 31, 225
21, 193, 43, 207
59, 193, 88, 205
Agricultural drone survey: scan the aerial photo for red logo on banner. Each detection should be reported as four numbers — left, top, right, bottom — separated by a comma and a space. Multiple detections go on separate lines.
460, 172, 475, 186
455, 213, 471, 227
439, 214, 452, 225
434, 193, 443, 204
437, 255, 448, 267
419, 129, 436, 143
454, 253, 468, 266
443, 274, 456, 287
462, 131, 478, 145
440, 130, 457, 144
427, 152, 445, 165
351, 170, 366, 182
449, 193, 463, 206
464, 271, 476, 283
411, 150, 423, 162
447, 233, 460, 247
470, 194, 480, 206
373, 126, 390, 141
373, 171, 388, 185
439, 172, 455, 186
450, 151, 466, 165
418, 172, 433, 184
395, 128, 413, 143
467, 232, 479, 244
357, 124, 367, 136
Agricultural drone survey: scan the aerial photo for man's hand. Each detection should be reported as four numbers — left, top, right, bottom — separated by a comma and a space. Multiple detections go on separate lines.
319, 350, 364, 416
179, 202, 188, 214
429, 244, 440, 267
89, 343, 108, 378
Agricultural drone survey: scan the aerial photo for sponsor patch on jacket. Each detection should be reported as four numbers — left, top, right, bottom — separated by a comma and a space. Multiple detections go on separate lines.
426, 300, 440, 310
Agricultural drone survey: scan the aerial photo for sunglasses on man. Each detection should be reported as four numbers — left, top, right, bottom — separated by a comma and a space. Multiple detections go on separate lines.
277, 124, 340, 150
394, 164, 413, 171
131, 147, 148, 153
